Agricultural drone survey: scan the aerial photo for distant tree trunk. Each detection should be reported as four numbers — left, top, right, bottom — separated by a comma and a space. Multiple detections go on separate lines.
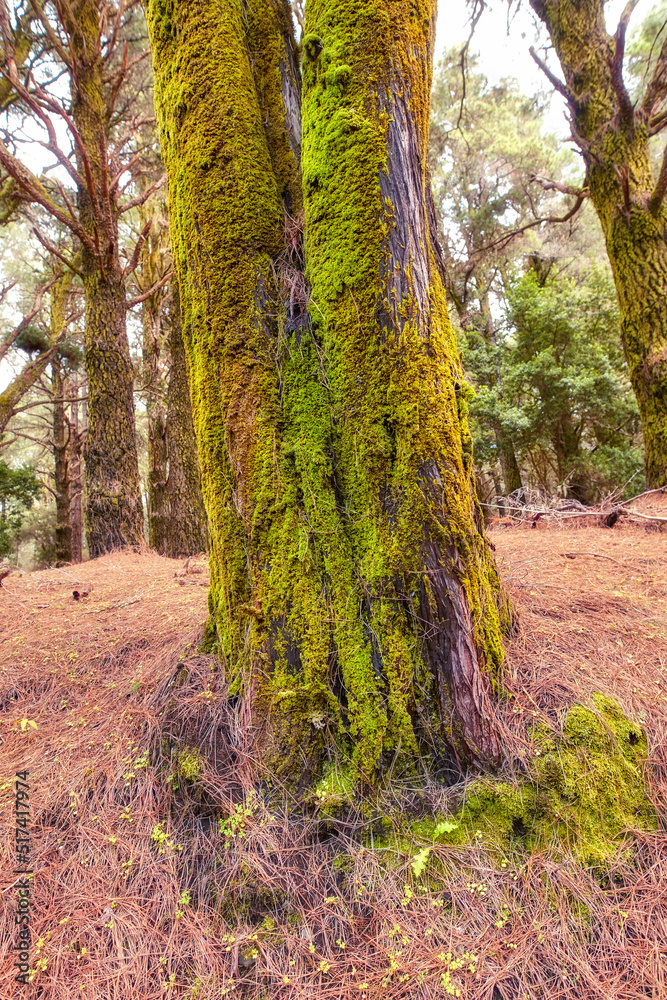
151, 282, 208, 557
70, 374, 83, 564
478, 285, 523, 496
139, 201, 169, 548
0, 339, 63, 435
52, 362, 73, 564
65, 2, 144, 555
148, 0, 508, 781
529, 0, 667, 486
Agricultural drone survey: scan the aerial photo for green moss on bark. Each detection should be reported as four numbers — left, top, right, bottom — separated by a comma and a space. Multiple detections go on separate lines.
148, 0, 509, 785
415, 695, 656, 868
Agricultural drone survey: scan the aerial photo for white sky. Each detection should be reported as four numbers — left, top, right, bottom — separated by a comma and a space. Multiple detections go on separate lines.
436, 0, 658, 137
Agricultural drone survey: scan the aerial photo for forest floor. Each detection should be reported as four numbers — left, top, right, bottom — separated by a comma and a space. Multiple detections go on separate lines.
1, 505, 666, 999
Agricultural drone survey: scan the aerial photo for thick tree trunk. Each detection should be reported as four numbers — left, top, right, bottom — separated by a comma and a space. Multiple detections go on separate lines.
66, 1, 144, 555
151, 283, 208, 557
148, 0, 507, 781
530, 0, 667, 486
52, 363, 72, 564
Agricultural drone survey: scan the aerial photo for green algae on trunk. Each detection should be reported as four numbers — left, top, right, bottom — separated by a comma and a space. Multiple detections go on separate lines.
529, 0, 667, 487
148, 0, 507, 783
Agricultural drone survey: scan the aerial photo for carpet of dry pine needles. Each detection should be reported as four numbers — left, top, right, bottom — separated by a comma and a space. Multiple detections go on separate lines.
1, 498, 667, 999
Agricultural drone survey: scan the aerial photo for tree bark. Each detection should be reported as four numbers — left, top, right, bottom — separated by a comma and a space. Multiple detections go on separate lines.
530, 0, 667, 486
151, 282, 208, 557
65, 1, 144, 555
70, 374, 83, 564
52, 362, 72, 564
148, 0, 507, 781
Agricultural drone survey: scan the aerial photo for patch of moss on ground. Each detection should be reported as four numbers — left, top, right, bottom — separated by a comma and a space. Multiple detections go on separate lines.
413, 696, 656, 868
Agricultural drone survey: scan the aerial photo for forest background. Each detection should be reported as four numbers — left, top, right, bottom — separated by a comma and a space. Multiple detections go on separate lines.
0, 0, 662, 568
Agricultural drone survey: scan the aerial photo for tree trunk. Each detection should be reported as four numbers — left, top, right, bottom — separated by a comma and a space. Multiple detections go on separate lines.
530, 0, 667, 486
52, 362, 72, 564
70, 374, 83, 564
148, 0, 508, 781
151, 282, 208, 557
82, 273, 144, 556
65, 1, 144, 555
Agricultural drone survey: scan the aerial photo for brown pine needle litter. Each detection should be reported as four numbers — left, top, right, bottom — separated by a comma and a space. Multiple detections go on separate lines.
1, 510, 667, 999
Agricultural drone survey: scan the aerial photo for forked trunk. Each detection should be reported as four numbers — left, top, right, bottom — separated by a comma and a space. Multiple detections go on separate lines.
148, 0, 508, 782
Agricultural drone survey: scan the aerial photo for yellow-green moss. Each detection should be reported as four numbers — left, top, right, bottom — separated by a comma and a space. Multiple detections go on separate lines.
175, 746, 204, 783
417, 696, 656, 868
148, 0, 508, 786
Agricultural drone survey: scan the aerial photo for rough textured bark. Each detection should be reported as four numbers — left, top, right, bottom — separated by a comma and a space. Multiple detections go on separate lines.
530, 0, 667, 486
69, 375, 83, 564
52, 362, 72, 564
64, 2, 144, 555
151, 282, 208, 557
148, 0, 508, 780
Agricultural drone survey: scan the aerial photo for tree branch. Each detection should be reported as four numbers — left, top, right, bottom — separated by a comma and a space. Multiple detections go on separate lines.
610, 6, 637, 127
529, 46, 576, 110
127, 269, 173, 307
0, 271, 62, 364
649, 141, 667, 215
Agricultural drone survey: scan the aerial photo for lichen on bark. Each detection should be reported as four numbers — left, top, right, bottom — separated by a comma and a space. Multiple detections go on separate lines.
147, 0, 508, 786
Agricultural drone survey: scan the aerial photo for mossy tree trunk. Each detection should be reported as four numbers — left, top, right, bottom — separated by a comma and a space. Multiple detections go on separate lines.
530, 0, 667, 487
151, 280, 208, 557
148, 0, 508, 781
63, 1, 144, 556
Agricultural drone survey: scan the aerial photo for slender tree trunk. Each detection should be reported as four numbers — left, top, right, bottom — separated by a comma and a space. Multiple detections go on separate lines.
65, 1, 143, 555
0, 340, 63, 434
52, 363, 72, 564
151, 282, 208, 557
70, 374, 83, 564
148, 0, 508, 781
530, 0, 667, 486
139, 204, 169, 548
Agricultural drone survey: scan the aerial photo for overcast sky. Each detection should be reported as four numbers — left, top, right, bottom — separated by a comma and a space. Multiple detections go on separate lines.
436, 0, 658, 137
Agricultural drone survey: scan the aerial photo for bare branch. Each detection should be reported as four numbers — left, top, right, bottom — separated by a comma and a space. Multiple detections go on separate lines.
31, 227, 84, 278
649, 141, 667, 215
122, 217, 152, 278
119, 173, 166, 215
529, 174, 588, 198
610, 7, 637, 127
529, 46, 576, 109
642, 35, 667, 121
127, 269, 173, 307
